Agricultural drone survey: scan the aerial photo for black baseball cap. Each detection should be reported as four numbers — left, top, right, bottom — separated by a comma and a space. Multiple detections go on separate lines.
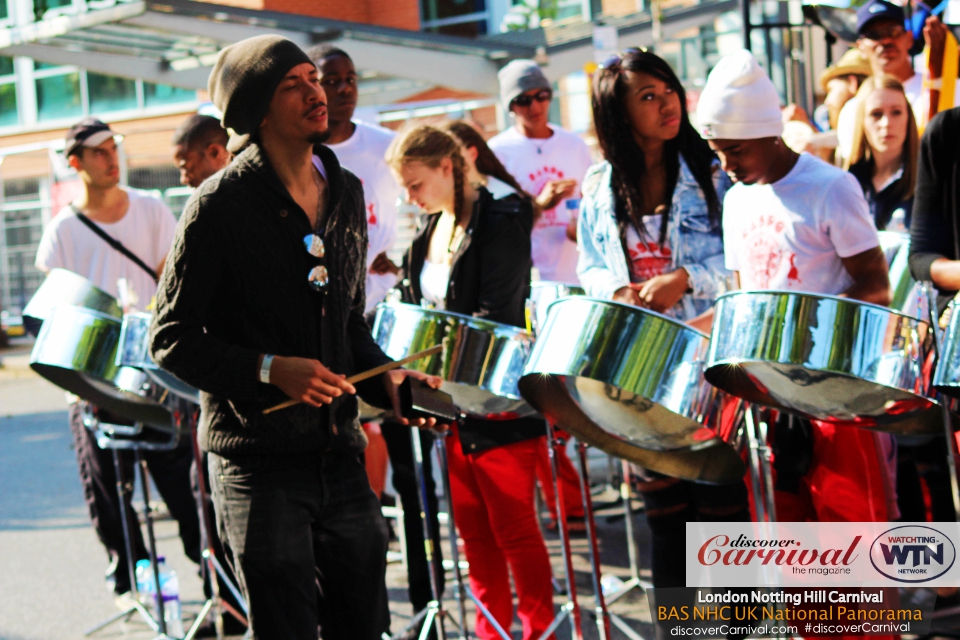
64, 118, 120, 156
857, 0, 906, 36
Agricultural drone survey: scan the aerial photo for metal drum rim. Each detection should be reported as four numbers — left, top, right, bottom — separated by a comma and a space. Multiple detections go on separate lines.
716, 288, 924, 322
540, 296, 710, 340
376, 302, 534, 340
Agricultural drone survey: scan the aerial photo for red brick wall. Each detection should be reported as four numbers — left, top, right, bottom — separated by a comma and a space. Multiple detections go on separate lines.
262, 0, 420, 30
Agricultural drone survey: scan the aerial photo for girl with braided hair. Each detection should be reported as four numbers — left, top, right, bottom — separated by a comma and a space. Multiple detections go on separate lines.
387, 125, 556, 639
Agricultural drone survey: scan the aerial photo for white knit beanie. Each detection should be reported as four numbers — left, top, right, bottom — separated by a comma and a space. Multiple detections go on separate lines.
696, 50, 783, 140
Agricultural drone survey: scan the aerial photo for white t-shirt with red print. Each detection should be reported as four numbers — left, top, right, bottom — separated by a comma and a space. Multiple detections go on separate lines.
488, 125, 593, 285
723, 152, 879, 295
625, 214, 672, 282
326, 120, 400, 313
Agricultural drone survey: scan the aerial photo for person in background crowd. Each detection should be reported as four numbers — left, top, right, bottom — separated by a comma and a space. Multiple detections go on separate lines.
697, 51, 897, 527
489, 59, 593, 285
837, 0, 953, 159
442, 119, 587, 533
578, 48, 747, 587
845, 75, 918, 232
820, 48, 872, 131
150, 35, 442, 639
309, 44, 402, 314
388, 125, 555, 640
309, 44, 440, 622
35, 118, 202, 604
172, 114, 231, 188
908, 109, 960, 585
169, 112, 248, 636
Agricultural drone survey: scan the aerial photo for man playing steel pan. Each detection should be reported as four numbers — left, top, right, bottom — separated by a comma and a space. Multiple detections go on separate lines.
695, 50, 897, 523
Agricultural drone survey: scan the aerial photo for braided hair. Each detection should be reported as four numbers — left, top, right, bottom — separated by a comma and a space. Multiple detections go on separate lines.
386, 125, 468, 225
592, 49, 721, 245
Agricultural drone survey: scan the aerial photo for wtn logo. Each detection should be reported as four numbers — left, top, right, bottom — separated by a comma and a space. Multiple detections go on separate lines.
878, 542, 944, 566
870, 526, 956, 583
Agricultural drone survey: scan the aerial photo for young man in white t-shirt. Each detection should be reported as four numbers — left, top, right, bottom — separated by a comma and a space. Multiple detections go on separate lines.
488, 59, 593, 285
33, 118, 199, 600
697, 51, 897, 524
311, 45, 401, 315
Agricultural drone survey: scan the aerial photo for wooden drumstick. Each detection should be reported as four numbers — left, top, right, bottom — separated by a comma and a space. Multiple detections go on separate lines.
262, 344, 443, 415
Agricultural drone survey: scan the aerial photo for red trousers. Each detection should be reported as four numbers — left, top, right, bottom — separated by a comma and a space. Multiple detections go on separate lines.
774, 422, 896, 523
535, 430, 585, 520
447, 427, 556, 639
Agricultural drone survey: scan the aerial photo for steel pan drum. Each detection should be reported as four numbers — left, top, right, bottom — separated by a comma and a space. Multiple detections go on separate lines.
23, 269, 122, 335
518, 297, 746, 484
933, 301, 960, 398
528, 281, 585, 334
30, 305, 173, 430
118, 313, 200, 404
880, 232, 924, 318
372, 303, 535, 418
705, 290, 939, 434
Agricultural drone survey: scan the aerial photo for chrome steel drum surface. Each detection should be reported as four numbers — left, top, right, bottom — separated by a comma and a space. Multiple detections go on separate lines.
30, 305, 173, 429
933, 302, 960, 398
372, 303, 534, 417
23, 269, 122, 335
118, 312, 200, 404
518, 297, 745, 484
705, 290, 938, 434
528, 281, 585, 334
881, 232, 924, 318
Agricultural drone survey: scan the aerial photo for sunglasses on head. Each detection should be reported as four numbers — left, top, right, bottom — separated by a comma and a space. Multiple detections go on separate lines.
599, 47, 649, 71
512, 89, 552, 108
303, 233, 329, 293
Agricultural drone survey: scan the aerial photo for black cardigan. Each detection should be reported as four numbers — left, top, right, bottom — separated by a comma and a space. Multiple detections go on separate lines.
400, 187, 542, 454
151, 143, 392, 457
909, 107, 960, 309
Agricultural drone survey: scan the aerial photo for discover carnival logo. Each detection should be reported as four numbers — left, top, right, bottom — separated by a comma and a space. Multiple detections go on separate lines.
869, 525, 956, 583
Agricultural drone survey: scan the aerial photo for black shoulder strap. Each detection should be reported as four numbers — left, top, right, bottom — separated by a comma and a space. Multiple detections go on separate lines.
71, 206, 158, 283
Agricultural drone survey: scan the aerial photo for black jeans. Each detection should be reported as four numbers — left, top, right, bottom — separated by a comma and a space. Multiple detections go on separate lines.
209, 451, 389, 640
636, 474, 750, 588
68, 403, 201, 594
381, 421, 445, 612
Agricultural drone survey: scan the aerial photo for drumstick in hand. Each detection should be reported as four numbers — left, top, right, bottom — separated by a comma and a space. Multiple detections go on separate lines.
262, 344, 443, 415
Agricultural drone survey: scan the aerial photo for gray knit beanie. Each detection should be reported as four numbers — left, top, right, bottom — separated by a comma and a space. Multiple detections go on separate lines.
208, 35, 313, 136
498, 59, 551, 110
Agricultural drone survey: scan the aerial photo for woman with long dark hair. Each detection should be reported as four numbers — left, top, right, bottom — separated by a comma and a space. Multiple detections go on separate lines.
578, 49, 750, 587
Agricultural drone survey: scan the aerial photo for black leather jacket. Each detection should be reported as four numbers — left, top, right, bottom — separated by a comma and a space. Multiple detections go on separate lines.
400, 187, 542, 454
151, 143, 392, 457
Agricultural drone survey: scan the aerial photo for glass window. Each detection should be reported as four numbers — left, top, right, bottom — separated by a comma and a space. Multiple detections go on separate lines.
33, 0, 72, 20
0, 82, 17, 127
0, 2, 7, 21
0, 56, 13, 77
87, 73, 137, 113
421, 0, 487, 35
36, 72, 81, 121
143, 82, 195, 107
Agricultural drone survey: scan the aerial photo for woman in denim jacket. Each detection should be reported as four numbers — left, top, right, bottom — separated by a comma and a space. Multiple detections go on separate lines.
577, 49, 749, 588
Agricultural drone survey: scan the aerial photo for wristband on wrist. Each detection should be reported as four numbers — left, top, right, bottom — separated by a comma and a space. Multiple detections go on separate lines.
260, 355, 275, 384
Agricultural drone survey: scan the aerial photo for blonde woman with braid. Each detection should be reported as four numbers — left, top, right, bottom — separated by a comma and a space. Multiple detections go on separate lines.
387, 125, 556, 639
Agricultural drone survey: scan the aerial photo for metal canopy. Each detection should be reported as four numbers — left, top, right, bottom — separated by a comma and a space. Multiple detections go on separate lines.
0, 0, 735, 94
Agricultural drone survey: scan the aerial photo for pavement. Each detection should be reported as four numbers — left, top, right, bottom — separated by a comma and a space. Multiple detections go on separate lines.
0, 338, 655, 640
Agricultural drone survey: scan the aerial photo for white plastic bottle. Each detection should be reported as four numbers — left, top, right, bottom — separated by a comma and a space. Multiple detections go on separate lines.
159, 566, 184, 639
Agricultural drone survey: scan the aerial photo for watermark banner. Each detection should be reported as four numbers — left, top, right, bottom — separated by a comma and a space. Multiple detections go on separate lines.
687, 522, 960, 587
650, 587, 935, 638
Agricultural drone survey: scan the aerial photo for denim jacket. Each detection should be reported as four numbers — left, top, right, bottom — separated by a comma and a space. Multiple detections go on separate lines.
576, 156, 731, 320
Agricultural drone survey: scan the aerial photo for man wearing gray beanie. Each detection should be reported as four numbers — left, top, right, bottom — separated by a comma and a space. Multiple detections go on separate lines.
150, 34, 443, 639
697, 50, 895, 526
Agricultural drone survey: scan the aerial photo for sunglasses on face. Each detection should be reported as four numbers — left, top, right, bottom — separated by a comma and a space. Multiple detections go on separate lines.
860, 24, 906, 41
303, 233, 329, 293
599, 47, 649, 71
512, 89, 552, 108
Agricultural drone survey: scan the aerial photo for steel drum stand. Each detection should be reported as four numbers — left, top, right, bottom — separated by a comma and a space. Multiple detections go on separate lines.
183, 408, 249, 640
83, 439, 173, 639
743, 404, 777, 524
573, 440, 613, 640
544, 420, 584, 640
